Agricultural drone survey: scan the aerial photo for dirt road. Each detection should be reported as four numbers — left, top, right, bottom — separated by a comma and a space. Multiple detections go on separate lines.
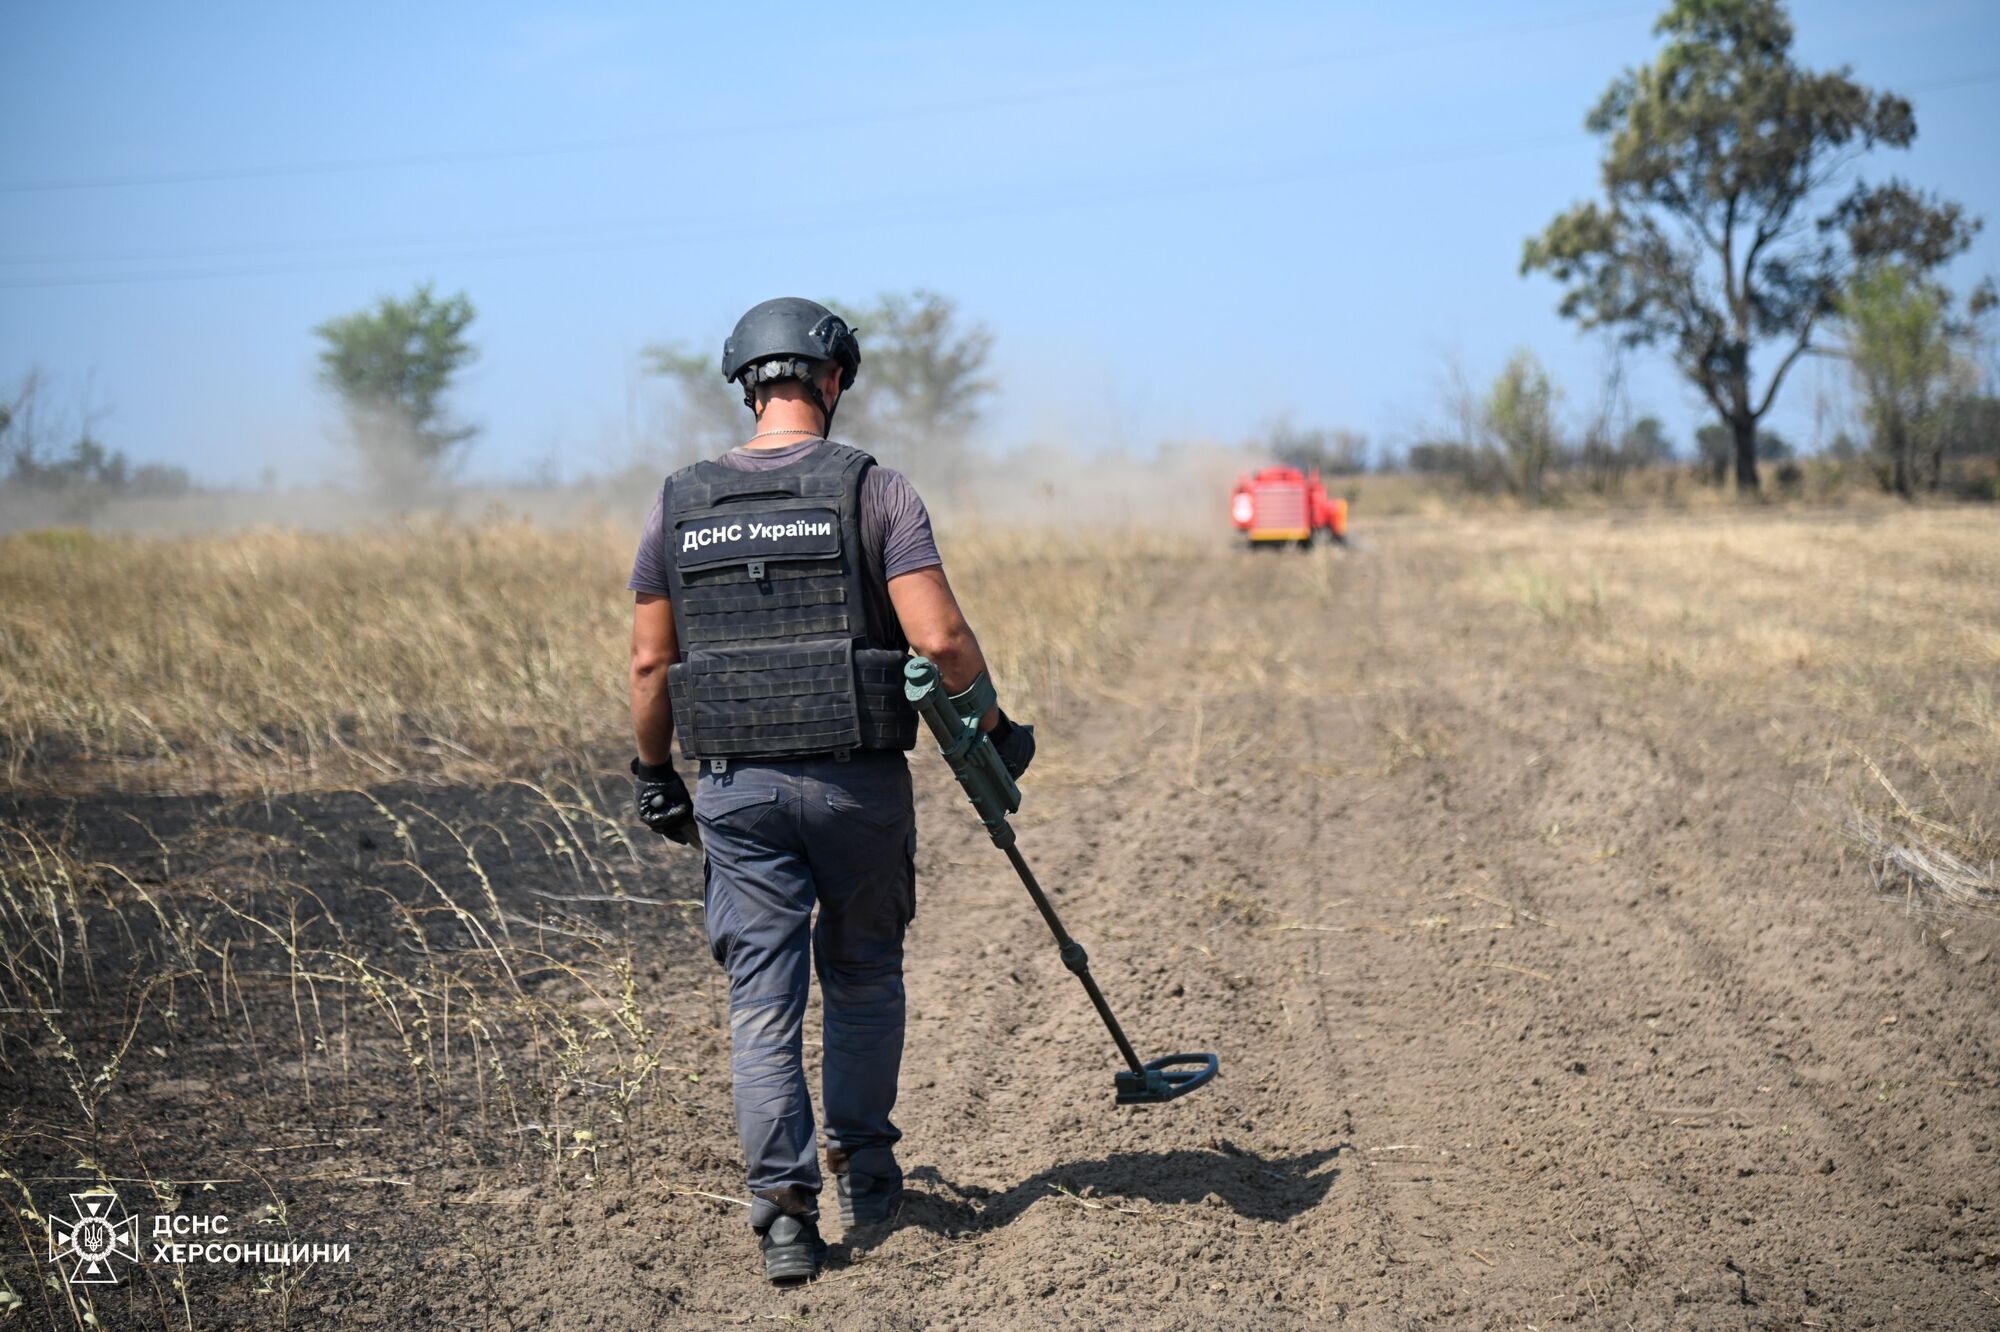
6, 521, 1997, 1328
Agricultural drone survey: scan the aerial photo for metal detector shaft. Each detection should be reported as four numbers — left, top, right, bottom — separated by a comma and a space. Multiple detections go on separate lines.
997, 839, 1146, 1075
904, 656, 1219, 1106
902, 657, 1144, 1075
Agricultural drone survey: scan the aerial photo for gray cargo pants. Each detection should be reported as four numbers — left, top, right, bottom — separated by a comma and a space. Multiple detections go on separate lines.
695, 751, 915, 1230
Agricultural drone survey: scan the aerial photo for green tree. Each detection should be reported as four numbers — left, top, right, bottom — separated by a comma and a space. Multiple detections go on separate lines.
1487, 349, 1561, 501
1695, 420, 1788, 483
1522, 0, 1980, 494
834, 290, 995, 495
1838, 265, 1977, 495
1405, 440, 1483, 479
1938, 395, 2000, 463
313, 283, 478, 489
1578, 415, 1674, 495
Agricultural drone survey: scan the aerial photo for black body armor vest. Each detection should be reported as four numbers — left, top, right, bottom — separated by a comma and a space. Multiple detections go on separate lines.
662, 443, 918, 761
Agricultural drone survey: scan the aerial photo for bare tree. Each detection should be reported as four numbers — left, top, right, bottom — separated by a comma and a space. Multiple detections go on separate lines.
1, 367, 187, 524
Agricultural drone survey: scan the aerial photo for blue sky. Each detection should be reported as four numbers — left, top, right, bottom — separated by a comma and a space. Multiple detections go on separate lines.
3, 1, 1997, 485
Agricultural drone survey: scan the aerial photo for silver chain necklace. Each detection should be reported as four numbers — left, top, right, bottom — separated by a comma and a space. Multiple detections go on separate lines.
744, 428, 823, 445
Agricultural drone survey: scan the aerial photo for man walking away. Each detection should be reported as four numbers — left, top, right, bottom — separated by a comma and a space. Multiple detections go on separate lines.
625, 298, 1034, 1283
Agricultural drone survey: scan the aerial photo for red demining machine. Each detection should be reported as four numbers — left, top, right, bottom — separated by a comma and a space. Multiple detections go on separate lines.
1229, 465, 1348, 549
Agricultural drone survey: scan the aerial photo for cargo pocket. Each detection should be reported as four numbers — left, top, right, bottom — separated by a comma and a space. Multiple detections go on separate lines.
699, 785, 780, 968
700, 852, 728, 965
822, 786, 909, 833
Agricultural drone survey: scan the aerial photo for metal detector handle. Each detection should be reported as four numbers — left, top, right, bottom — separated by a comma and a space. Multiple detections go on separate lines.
904, 658, 1020, 838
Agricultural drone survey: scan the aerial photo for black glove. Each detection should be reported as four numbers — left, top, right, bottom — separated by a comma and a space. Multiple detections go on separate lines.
988, 710, 1036, 779
632, 758, 696, 846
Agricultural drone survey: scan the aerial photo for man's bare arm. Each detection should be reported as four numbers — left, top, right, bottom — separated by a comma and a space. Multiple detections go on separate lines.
886, 565, 1000, 730
630, 593, 679, 763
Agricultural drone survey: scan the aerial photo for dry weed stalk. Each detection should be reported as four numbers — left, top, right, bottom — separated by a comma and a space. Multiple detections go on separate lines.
1843, 760, 1997, 917
1, 791, 684, 1213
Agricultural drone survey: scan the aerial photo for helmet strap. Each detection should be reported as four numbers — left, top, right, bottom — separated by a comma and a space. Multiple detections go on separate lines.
813, 381, 838, 439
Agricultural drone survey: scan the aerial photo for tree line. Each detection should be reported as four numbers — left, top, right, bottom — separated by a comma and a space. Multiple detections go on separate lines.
0, 368, 192, 520
3, 283, 999, 514
1298, 339, 1996, 501
639, 290, 996, 496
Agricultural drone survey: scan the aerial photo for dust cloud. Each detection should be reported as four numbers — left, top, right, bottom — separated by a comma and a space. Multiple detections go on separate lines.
4, 436, 1274, 540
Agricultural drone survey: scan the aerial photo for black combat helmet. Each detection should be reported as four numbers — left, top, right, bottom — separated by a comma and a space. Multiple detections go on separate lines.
721, 297, 861, 435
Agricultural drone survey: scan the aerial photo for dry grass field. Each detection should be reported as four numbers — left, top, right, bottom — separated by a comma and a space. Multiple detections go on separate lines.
0, 524, 1166, 793
1, 505, 1995, 1328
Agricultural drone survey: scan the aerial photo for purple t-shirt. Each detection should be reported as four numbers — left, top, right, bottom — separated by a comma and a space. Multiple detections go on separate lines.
627, 439, 942, 598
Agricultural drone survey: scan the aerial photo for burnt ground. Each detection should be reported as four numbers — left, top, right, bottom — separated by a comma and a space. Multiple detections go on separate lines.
3, 533, 1997, 1329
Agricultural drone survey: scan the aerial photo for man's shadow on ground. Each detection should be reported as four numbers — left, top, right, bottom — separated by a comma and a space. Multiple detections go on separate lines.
834, 1139, 1346, 1264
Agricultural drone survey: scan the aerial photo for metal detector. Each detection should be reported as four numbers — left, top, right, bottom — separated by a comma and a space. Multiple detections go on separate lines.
904, 658, 1219, 1106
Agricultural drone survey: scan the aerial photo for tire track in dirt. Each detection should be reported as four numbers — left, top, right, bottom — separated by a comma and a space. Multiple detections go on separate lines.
1096, 568, 1391, 1322
843, 556, 1376, 1326
1524, 713, 2000, 1323
808, 552, 1446, 1327
1185, 547, 1463, 1324
1283, 530, 2000, 1327
1232, 543, 1584, 1327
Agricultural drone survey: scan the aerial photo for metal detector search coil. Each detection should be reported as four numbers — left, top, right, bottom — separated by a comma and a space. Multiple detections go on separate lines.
904, 657, 1219, 1107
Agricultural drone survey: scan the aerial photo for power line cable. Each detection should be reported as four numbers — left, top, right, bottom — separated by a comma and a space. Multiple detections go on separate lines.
0, 213, 710, 269
12, 50, 2000, 296
0, 130, 1586, 290
0, 6, 1653, 195
5, 66, 1992, 290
